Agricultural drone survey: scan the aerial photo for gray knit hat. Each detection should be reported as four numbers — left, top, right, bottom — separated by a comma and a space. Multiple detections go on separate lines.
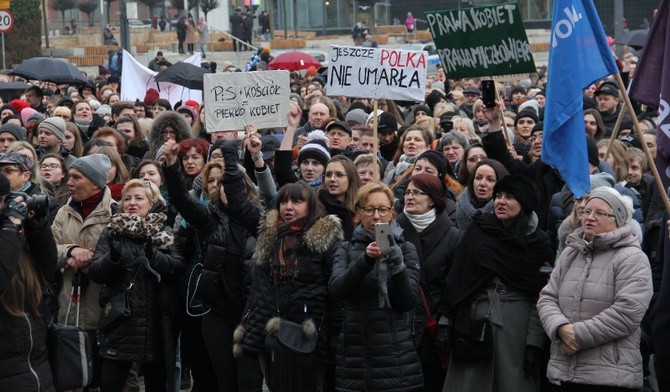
588, 186, 629, 227
0, 123, 26, 141
69, 154, 111, 190
345, 108, 369, 126
589, 172, 615, 191
38, 117, 66, 141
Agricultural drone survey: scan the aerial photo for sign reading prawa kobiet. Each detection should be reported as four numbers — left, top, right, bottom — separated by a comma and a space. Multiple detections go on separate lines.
425, 3, 536, 78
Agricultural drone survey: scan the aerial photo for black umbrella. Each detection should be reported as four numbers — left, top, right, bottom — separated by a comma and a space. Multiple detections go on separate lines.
154, 62, 207, 90
615, 29, 649, 49
9, 57, 88, 85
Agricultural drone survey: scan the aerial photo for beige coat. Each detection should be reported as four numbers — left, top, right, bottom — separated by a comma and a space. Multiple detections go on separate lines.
185, 22, 199, 44
52, 189, 116, 330
537, 224, 652, 389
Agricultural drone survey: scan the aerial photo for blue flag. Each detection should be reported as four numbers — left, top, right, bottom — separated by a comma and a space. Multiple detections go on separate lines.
542, 0, 618, 197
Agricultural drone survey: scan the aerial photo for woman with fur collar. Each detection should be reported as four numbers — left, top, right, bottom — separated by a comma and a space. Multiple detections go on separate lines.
145, 111, 193, 161
228, 176, 343, 392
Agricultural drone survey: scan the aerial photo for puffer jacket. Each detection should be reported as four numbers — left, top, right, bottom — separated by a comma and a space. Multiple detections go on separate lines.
0, 226, 57, 391
88, 208, 184, 363
537, 224, 653, 389
145, 111, 193, 160
234, 210, 343, 362
162, 161, 255, 317
329, 223, 423, 392
52, 188, 118, 330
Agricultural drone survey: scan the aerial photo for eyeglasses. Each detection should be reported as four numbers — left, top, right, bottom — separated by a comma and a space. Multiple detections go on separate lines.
359, 206, 392, 216
161, 130, 177, 136
579, 208, 615, 219
40, 163, 61, 170
404, 189, 426, 197
0, 167, 20, 175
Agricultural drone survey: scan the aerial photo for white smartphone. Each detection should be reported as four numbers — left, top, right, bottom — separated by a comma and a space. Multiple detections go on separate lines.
375, 222, 391, 254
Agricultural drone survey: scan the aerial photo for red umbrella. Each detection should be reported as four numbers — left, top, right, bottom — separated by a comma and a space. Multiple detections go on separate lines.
267, 51, 321, 71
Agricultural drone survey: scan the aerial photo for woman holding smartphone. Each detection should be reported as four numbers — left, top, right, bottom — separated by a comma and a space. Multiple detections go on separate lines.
329, 182, 423, 391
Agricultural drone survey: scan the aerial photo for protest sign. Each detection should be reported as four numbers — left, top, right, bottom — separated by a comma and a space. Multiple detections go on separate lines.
327, 45, 427, 102
425, 3, 536, 78
203, 71, 290, 132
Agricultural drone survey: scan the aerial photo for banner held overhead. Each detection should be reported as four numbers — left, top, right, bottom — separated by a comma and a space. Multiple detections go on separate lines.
425, 3, 536, 78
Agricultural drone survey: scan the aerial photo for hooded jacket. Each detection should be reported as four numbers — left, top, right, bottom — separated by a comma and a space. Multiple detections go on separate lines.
538, 225, 653, 389
146, 111, 193, 160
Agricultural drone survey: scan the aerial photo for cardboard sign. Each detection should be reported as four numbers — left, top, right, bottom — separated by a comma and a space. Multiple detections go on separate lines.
203, 71, 290, 132
426, 3, 536, 78
326, 46, 427, 102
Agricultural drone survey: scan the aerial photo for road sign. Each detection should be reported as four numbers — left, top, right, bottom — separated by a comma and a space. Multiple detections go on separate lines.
0, 10, 13, 34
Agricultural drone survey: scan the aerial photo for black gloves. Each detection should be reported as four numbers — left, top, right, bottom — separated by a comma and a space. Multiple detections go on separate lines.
435, 324, 451, 353
523, 345, 543, 374
220, 140, 241, 169
109, 234, 123, 261
144, 239, 154, 259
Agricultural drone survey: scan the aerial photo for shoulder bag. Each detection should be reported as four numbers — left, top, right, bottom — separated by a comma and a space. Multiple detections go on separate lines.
48, 271, 93, 390
450, 282, 499, 361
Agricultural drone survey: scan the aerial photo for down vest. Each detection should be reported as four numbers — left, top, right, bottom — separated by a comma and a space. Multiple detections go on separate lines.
537, 224, 653, 389
329, 223, 423, 392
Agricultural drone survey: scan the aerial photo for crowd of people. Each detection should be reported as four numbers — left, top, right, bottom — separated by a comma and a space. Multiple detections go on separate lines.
0, 36, 665, 392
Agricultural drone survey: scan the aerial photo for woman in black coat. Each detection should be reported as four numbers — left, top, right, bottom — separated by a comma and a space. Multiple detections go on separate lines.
89, 179, 184, 392
441, 175, 554, 392
229, 176, 343, 392
329, 182, 423, 392
0, 185, 58, 391
162, 140, 264, 392
396, 173, 462, 392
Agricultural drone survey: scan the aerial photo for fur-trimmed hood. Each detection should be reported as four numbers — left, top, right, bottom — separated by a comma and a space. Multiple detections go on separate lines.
252, 210, 343, 265
148, 111, 193, 157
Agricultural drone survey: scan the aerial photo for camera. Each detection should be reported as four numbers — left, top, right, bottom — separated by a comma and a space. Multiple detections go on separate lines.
439, 112, 457, 133
9, 192, 50, 219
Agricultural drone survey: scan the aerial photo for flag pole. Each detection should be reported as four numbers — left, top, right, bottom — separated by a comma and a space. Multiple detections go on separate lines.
604, 105, 626, 161
372, 99, 380, 181
491, 77, 512, 149
613, 72, 670, 214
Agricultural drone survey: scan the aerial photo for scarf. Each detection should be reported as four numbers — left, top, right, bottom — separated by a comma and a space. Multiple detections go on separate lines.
108, 212, 174, 250
272, 217, 308, 285
403, 208, 436, 233
79, 190, 103, 220
74, 118, 92, 135
455, 189, 493, 231
446, 212, 553, 311
307, 176, 323, 188
108, 183, 125, 201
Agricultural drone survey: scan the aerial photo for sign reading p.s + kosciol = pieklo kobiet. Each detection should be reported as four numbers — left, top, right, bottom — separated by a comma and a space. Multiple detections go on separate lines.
327, 46, 427, 102
203, 71, 290, 132
425, 3, 536, 79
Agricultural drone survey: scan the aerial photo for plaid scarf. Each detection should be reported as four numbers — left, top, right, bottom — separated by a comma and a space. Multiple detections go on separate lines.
271, 217, 308, 285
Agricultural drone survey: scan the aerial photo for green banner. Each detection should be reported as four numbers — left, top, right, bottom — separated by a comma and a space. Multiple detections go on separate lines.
425, 3, 536, 79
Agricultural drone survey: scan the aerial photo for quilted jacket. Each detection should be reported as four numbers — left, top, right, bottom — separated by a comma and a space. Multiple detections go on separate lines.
537, 224, 653, 389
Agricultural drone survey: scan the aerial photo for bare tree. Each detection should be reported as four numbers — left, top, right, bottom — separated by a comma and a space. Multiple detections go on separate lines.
51, 0, 76, 31
199, 0, 218, 22
78, 0, 99, 27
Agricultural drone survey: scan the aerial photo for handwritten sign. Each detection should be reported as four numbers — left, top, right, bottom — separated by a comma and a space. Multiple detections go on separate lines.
327, 46, 427, 102
203, 71, 290, 132
425, 3, 536, 78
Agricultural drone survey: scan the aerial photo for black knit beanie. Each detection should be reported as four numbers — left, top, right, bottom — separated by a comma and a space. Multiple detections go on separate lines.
493, 174, 539, 213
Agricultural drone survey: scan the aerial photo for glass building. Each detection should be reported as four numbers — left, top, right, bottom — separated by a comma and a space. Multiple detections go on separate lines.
249, 0, 657, 36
